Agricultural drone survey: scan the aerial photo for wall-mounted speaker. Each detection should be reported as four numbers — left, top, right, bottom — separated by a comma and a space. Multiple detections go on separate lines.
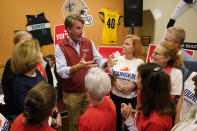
124, 0, 143, 27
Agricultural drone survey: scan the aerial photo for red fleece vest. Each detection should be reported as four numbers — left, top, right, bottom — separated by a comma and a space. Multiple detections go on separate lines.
58, 37, 93, 92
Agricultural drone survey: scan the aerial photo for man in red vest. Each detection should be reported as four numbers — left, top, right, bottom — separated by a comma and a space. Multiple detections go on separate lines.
55, 14, 112, 131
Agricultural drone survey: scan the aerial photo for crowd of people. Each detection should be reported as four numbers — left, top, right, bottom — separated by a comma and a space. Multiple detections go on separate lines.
0, 13, 197, 131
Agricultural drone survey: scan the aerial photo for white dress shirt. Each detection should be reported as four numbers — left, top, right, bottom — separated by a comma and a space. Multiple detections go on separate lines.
55, 35, 107, 79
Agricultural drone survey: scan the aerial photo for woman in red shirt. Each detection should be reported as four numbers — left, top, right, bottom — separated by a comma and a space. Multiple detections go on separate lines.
10, 82, 57, 131
121, 63, 175, 131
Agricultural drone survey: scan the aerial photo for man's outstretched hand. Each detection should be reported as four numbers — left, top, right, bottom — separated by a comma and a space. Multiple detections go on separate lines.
77, 54, 97, 70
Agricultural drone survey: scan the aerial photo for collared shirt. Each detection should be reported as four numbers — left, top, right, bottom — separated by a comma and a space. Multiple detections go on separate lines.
55, 35, 107, 79
50, 65, 58, 88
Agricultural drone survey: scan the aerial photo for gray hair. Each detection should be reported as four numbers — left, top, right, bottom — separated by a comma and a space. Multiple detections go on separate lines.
85, 67, 111, 100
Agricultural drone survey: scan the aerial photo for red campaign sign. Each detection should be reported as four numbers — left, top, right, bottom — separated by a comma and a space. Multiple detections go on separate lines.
98, 46, 123, 58
98, 46, 123, 73
146, 44, 194, 63
184, 49, 194, 56
146, 44, 156, 63
54, 24, 68, 46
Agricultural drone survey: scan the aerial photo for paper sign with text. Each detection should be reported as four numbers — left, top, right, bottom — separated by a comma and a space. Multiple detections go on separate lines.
54, 24, 68, 46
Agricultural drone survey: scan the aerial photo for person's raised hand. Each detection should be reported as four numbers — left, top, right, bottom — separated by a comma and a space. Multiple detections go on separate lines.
128, 103, 136, 118
121, 103, 128, 118
107, 53, 117, 68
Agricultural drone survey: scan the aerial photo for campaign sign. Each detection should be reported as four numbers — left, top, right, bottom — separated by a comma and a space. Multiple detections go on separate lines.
146, 44, 156, 63
98, 46, 123, 73
98, 46, 123, 58
182, 42, 197, 50
146, 44, 194, 63
54, 24, 68, 46
184, 49, 194, 56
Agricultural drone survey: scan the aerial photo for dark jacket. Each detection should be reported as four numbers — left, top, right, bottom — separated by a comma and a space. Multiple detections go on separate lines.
45, 63, 61, 87
1, 58, 17, 115
45, 63, 62, 100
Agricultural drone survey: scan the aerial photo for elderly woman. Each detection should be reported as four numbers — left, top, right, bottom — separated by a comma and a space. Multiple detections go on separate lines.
77, 67, 116, 131
152, 41, 183, 100
109, 35, 144, 131
121, 63, 175, 131
11, 82, 57, 131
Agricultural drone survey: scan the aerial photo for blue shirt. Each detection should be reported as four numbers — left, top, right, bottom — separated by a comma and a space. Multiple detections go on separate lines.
13, 70, 45, 115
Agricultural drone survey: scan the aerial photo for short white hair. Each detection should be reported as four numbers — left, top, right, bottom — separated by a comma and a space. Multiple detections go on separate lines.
85, 67, 111, 100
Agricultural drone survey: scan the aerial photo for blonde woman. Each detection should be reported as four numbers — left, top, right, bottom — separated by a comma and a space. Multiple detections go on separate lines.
11, 39, 45, 116
109, 35, 144, 131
